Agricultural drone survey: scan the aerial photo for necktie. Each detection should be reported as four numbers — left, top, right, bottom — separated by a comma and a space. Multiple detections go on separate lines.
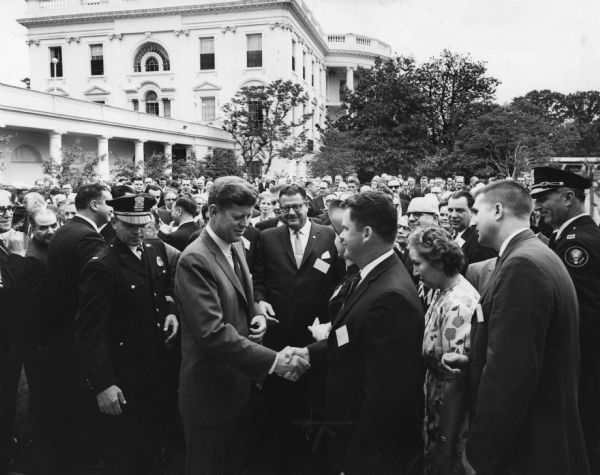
135, 245, 144, 260
231, 248, 245, 290
341, 271, 361, 309
548, 231, 558, 250
293, 231, 303, 268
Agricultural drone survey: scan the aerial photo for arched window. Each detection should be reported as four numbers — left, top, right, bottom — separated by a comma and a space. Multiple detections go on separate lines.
12, 144, 42, 163
145, 91, 159, 115
133, 42, 170, 72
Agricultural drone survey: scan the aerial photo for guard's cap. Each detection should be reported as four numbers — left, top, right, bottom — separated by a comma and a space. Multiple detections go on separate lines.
531, 167, 591, 197
407, 197, 439, 215
106, 194, 156, 225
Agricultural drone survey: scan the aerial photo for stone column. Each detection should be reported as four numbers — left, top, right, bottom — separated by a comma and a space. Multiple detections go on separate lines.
97, 136, 110, 181
49, 131, 63, 167
134, 140, 145, 174
164, 143, 173, 174
346, 66, 355, 91
158, 98, 164, 117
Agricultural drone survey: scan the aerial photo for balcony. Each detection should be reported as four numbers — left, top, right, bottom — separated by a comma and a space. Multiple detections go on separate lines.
325, 33, 391, 58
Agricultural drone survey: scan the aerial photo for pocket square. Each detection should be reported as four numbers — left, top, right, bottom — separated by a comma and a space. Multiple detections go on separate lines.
321, 250, 331, 260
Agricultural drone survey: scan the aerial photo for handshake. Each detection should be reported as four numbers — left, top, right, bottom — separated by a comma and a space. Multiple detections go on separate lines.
273, 346, 310, 382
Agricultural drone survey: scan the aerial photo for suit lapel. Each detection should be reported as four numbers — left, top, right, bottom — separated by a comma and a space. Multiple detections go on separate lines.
277, 225, 297, 268
203, 231, 247, 304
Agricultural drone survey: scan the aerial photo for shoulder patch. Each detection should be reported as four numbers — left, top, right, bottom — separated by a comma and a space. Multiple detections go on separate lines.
565, 246, 589, 268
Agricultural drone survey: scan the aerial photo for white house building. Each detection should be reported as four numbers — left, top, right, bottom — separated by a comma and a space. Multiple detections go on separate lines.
1, 0, 391, 184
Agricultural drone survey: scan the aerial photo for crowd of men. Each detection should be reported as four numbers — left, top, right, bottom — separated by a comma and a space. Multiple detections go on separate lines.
0, 167, 598, 475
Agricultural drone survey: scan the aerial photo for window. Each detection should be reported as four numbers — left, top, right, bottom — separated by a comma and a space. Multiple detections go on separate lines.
163, 99, 171, 118
199, 37, 215, 70
302, 52, 306, 79
90, 44, 104, 75
132, 99, 139, 111
133, 42, 170, 72
145, 91, 159, 115
246, 34, 262, 68
93, 100, 105, 104
49, 46, 63, 77
248, 100, 263, 129
291, 39, 296, 71
12, 144, 42, 163
201, 97, 216, 122
311, 61, 314, 86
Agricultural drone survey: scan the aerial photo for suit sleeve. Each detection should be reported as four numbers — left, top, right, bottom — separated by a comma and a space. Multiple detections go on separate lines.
75, 231, 106, 276
351, 291, 424, 453
175, 253, 275, 381
466, 257, 552, 472
75, 259, 118, 394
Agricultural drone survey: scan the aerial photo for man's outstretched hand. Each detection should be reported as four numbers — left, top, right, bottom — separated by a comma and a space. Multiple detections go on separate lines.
274, 346, 311, 381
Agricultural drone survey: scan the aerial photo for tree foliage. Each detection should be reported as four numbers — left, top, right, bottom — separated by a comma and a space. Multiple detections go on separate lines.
202, 148, 241, 178
221, 79, 311, 174
308, 127, 357, 178
42, 139, 101, 187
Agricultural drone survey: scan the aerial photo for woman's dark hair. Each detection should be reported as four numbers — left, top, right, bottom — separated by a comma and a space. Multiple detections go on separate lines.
407, 226, 466, 276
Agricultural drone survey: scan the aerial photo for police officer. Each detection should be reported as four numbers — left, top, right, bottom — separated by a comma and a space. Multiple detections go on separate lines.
75, 195, 179, 475
532, 167, 600, 473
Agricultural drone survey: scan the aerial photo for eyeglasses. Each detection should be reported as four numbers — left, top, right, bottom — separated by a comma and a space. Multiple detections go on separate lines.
389, 186, 400, 190
280, 204, 305, 214
0, 205, 15, 215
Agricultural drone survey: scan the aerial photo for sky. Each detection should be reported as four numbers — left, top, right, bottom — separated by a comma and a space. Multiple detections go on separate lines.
1, 0, 599, 103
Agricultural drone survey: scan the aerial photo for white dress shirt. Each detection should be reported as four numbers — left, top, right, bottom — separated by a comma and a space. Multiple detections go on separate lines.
359, 249, 395, 283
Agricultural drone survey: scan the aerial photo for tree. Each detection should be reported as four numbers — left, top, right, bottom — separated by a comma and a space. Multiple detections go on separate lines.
415, 50, 499, 149
221, 79, 311, 174
512, 90, 568, 125
202, 148, 241, 178
0, 134, 10, 174
454, 104, 554, 177
308, 127, 357, 178
42, 138, 101, 187
335, 56, 432, 180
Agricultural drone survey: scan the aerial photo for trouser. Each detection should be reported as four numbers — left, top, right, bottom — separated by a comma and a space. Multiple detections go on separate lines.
183, 407, 249, 475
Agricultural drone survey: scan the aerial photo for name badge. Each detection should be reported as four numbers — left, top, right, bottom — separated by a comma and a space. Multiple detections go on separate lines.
336, 325, 349, 347
242, 236, 250, 250
314, 258, 330, 274
476, 304, 484, 323
321, 250, 331, 260
455, 236, 465, 247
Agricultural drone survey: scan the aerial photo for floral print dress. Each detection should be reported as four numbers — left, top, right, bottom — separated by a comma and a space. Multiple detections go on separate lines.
422, 274, 479, 474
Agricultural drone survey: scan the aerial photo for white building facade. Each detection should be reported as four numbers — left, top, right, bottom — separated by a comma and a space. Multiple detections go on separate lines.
1, 0, 390, 184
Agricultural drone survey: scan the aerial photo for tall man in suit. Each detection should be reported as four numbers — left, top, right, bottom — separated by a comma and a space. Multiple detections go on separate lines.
158, 195, 201, 251
176, 176, 308, 475
46, 182, 112, 463
447, 190, 497, 265
463, 180, 589, 474
531, 167, 600, 473
289, 191, 424, 474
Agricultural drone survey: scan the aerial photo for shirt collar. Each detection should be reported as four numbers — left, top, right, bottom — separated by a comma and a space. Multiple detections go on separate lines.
75, 213, 99, 233
206, 223, 232, 255
555, 213, 588, 240
499, 227, 529, 257
289, 219, 311, 237
359, 249, 394, 282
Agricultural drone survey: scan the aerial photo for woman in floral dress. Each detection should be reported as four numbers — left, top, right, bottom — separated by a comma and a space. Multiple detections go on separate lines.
408, 226, 480, 475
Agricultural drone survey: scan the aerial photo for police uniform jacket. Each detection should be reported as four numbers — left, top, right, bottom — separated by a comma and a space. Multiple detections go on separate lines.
75, 238, 176, 394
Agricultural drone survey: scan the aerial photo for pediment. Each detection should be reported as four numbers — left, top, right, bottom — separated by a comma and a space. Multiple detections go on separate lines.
193, 81, 221, 92
45, 87, 69, 96
83, 86, 110, 96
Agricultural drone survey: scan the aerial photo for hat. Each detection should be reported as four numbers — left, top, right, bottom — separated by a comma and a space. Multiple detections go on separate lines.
531, 167, 591, 197
407, 197, 439, 215
107, 195, 156, 225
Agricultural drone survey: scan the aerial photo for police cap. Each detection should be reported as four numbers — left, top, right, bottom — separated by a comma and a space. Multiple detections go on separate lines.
106, 194, 156, 225
531, 167, 591, 197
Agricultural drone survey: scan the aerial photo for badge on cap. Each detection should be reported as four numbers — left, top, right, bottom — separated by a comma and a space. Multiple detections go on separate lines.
565, 246, 589, 268
134, 196, 145, 212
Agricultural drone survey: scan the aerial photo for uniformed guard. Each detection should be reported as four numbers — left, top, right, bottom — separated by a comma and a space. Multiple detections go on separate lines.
532, 166, 600, 473
75, 194, 179, 475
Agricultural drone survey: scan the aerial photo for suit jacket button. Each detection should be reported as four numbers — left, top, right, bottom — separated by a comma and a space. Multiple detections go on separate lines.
119, 341, 124, 347
130, 284, 136, 290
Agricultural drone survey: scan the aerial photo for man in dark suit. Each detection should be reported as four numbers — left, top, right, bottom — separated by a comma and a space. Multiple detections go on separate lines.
532, 167, 600, 473
75, 195, 179, 474
448, 190, 497, 265
157, 190, 177, 224
289, 191, 424, 474
463, 180, 589, 474
158, 196, 201, 251
310, 181, 330, 217
46, 182, 112, 463
176, 176, 308, 475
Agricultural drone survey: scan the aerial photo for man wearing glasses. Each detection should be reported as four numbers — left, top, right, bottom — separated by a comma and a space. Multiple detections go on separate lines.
253, 184, 340, 471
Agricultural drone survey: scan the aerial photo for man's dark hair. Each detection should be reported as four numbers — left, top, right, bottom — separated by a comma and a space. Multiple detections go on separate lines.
473, 180, 533, 219
132, 176, 143, 183
450, 190, 474, 209
174, 196, 198, 216
75, 183, 110, 211
111, 184, 135, 199
279, 184, 307, 200
208, 176, 257, 208
146, 184, 162, 193
343, 191, 397, 244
